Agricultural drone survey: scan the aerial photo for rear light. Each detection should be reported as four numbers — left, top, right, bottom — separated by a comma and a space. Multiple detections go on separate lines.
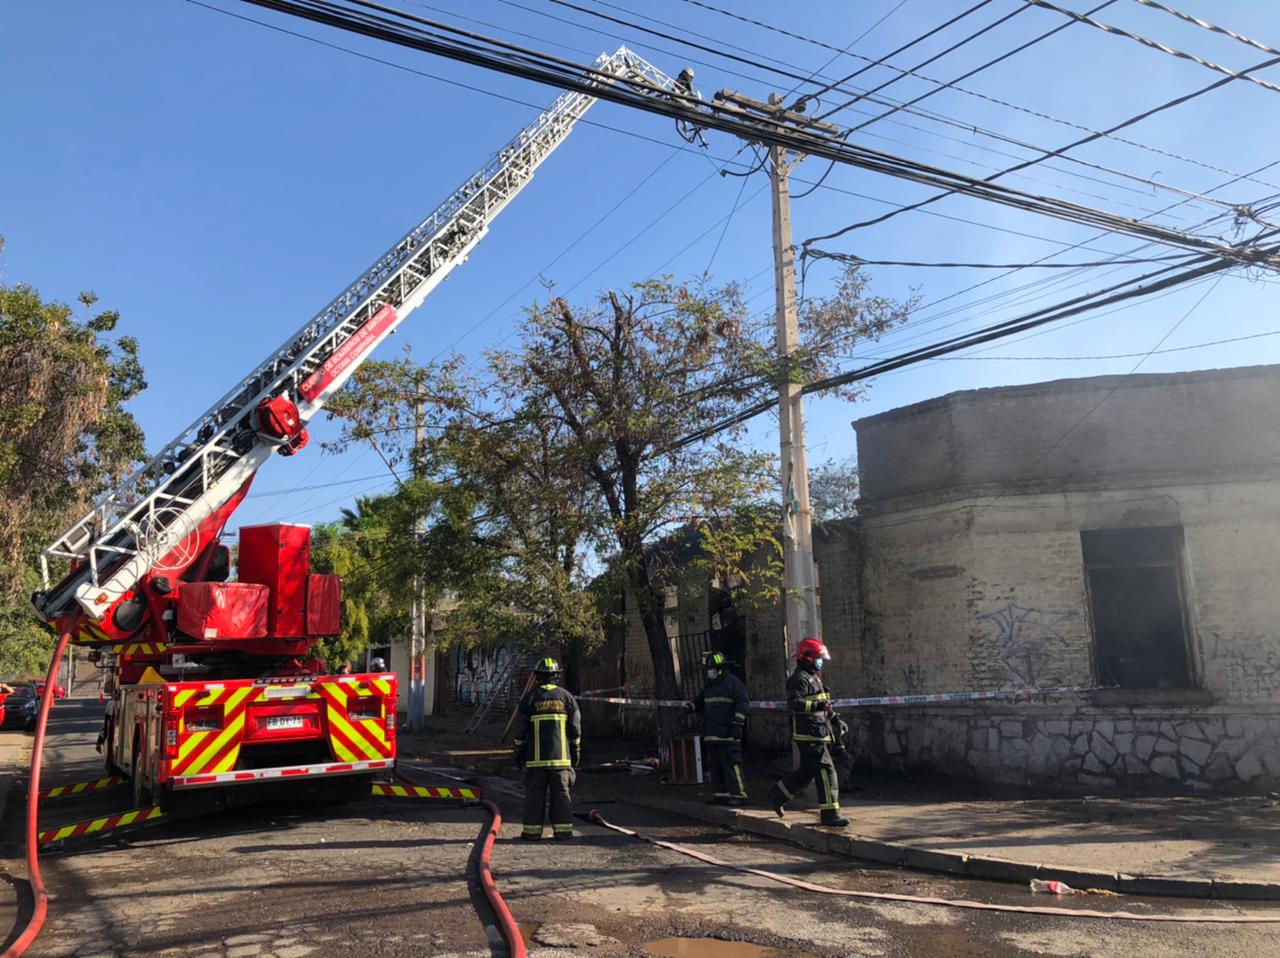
166, 726, 178, 759
185, 707, 223, 732
385, 708, 395, 732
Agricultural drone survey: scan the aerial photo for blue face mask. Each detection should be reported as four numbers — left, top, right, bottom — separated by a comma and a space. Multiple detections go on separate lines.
814, 657, 826, 671
706, 669, 719, 680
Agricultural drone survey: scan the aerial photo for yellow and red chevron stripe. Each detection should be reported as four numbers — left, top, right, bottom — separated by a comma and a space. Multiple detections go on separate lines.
38, 806, 165, 845
315, 681, 395, 763
109, 642, 166, 656
171, 685, 257, 776
39, 776, 125, 801
371, 783, 480, 800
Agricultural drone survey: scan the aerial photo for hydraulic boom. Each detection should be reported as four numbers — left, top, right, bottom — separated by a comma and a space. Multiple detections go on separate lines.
34, 46, 693, 643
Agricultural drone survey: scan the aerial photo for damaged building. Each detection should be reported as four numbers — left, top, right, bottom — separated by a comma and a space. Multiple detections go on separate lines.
608, 363, 1280, 792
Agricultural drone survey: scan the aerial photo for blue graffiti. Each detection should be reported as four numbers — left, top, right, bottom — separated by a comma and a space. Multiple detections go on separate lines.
979, 603, 1080, 686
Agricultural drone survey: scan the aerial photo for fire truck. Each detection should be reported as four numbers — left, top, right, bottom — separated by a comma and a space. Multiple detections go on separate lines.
30, 47, 693, 809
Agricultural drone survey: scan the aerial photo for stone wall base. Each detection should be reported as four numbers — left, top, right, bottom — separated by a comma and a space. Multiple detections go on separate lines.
839, 704, 1280, 792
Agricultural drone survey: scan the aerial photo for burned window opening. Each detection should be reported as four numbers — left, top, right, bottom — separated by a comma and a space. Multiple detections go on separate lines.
1082, 526, 1193, 690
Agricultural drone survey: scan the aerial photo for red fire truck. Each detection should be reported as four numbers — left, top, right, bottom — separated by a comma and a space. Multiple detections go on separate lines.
30, 46, 691, 809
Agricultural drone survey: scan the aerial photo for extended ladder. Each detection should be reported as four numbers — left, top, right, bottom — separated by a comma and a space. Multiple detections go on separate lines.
36, 48, 691, 626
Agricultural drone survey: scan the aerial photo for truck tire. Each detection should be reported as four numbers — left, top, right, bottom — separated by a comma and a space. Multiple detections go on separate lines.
132, 731, 152, 808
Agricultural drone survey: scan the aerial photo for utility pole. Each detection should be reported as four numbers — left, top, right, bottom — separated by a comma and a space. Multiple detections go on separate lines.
409, 382, 428, 732
713, 90, 838, 658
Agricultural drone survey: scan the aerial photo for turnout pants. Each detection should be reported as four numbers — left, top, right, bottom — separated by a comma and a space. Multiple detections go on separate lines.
705, 742, 747, 799
776, 742, 840, 811
522, 767, 575, 838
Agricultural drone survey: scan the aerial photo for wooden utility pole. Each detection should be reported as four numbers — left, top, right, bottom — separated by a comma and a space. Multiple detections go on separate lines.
714, 89, 837, 658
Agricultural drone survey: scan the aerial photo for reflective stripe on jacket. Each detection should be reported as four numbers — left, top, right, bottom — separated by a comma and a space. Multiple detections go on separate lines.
786, 665, 833, 743
513, 684, 581, 769
692, 672, 749, 743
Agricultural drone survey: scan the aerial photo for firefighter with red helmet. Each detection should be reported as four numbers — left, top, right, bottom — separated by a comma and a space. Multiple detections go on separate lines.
686, 651, 749, 804
766, 638, 850, 827
512, 656, 581, 841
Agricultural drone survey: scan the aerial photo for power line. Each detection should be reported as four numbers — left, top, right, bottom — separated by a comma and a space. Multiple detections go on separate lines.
915, 326, 1280, 361
801, 44, 1280, 247
516, 0, 1224, 215
1131, 0, 1280, 57
678, 0, 1280, 192
807, 252, 1196, 269
225, 0, 1280, 272
672, 230, 1277, 449
815, 0, 1114, 125
1025, 0, 1280, 96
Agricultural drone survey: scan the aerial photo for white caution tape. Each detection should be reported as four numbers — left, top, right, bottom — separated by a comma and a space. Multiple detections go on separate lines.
576, 685, 1103, 711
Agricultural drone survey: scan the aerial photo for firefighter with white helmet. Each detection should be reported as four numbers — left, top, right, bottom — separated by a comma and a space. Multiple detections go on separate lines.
766, 638, 850, 827
512, 655, 581, 841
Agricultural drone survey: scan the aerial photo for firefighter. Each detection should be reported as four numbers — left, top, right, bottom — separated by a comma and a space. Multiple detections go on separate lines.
766, 638, 850, 827
685, 651, 748, 804
511, 656, 581, 841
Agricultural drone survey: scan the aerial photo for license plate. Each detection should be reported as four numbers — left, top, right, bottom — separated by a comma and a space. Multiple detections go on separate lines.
265, 715, 305, 730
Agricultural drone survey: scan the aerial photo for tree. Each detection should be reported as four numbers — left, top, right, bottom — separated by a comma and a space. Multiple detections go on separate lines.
327, 266, 911, 734
809, 455, 860, 526
0, 242, 147, 676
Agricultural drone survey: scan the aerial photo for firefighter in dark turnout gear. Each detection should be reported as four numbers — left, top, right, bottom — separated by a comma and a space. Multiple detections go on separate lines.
512, 656, 581, 841
766, 638, 850, 827
685, 651, 749, 804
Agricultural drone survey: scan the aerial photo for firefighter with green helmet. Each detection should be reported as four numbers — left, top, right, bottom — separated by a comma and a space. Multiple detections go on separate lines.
686, 650, 749, 804
511, 655, 581, 841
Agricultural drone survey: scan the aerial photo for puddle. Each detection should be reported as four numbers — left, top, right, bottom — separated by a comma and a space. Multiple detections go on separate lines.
518, 922, 540, 948
644, 938, 819, 958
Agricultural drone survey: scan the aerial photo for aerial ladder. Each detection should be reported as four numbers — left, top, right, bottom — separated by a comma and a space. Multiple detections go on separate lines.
33, 47, 696, 644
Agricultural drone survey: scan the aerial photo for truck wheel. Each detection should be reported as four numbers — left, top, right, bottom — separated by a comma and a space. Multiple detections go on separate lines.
132, 732, 152, 808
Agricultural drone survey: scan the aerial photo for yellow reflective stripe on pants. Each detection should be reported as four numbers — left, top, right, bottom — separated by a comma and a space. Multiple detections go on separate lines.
819, 766, 839, 811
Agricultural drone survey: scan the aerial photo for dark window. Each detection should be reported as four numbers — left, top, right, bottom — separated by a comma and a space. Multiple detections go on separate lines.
1082, 527, 1193, 690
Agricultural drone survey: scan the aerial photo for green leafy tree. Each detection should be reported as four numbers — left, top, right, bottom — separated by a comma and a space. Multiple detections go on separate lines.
0, 242, 146, 676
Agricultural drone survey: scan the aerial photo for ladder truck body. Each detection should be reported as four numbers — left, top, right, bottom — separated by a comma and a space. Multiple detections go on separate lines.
32, 47, 694, 806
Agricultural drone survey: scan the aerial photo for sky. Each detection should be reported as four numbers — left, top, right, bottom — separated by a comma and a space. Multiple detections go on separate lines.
5, 0, 1280, 532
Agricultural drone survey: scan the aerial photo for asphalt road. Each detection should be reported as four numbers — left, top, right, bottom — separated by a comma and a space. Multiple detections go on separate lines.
1, 699, 1277, 958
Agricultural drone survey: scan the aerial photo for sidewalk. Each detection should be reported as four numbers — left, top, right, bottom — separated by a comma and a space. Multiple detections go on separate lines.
400, 716, 1280, 901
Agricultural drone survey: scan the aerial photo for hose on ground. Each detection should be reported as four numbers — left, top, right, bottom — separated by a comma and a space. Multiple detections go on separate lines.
394, 767, 525, 957
2, 630, 72, 958
586, 809, 1280, 925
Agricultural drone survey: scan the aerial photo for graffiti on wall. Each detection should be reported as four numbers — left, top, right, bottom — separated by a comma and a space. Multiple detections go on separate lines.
979, 603, 1080, 686
452, 644, 512, 707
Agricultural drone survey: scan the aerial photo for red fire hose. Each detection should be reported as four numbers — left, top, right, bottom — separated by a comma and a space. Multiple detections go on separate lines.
394, 768, 525, 958
2, 630, 71, 958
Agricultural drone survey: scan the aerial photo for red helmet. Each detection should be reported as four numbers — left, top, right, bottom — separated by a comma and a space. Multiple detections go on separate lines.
795, 637, 830, 664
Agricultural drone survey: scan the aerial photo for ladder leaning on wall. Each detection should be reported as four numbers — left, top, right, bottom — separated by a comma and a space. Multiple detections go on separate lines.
465, 653, 533, 734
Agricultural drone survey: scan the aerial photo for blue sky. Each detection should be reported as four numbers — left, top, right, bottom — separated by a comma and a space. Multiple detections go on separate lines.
5, 0, 1280, 530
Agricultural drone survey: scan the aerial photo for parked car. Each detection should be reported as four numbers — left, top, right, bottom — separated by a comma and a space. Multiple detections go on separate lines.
33, 680, 67, 699
2, 686, 39, 730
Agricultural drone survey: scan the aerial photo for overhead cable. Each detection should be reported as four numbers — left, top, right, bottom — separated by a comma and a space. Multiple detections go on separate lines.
801, 47, 1280, 247
815, 0, 1116, 124
671, 242, 1271, 450
1131, 0, 1280, 57
230, 0, 1280, 270
679, 0, 1280, 191
1025, 0, 1280, 95
517, 0, 1226, 211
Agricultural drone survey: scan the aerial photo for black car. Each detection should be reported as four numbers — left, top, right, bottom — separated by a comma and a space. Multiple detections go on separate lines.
3, 686, 38, 730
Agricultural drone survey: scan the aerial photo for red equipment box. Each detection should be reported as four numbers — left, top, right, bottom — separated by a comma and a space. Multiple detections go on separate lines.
177, 582, 269, 640
238, 523, 311, 637
306, 574, 341, 636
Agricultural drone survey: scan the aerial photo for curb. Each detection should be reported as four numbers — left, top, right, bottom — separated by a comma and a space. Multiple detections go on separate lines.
406, 748, 1280, 902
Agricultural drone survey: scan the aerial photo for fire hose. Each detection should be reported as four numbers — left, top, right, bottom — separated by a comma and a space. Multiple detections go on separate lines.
394, 769, 526, 958
586, 810, 1280, 925
2, 630, 72, 958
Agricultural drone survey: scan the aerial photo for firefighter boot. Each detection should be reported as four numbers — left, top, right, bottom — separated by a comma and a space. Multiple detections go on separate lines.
766, 783, 787, 818
819, 808, 850, 827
